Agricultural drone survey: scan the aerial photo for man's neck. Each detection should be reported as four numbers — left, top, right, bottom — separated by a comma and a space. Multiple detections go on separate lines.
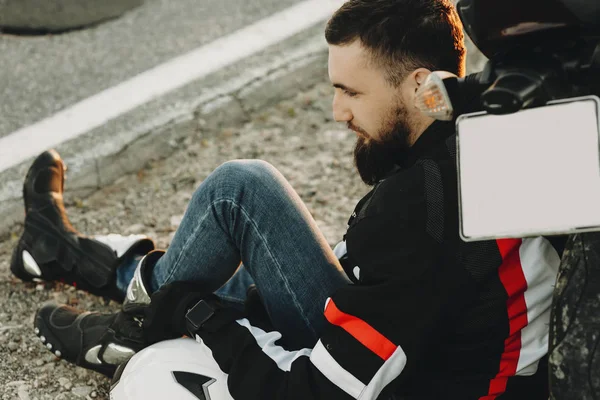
408, 116, 435, 147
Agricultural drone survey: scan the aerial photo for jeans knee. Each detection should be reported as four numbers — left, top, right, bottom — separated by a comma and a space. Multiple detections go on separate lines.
191, 159, 280, 205
214, 159, 278, 186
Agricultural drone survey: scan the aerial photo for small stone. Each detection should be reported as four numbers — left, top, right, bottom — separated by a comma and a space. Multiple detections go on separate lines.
35, 359, 44, 366
179, 191, 193, 202
17, 385, 29, 400
170, 215, 183, 228
124, 223, 145, 234
6, 381, 27, 387
42, 362, 54, 371
268, 115, 285, 126
75, 369, 89, 380
58, 378, 70, 388
51, 292, 68, 304
90, 391, 98, 398
71, 386, 93, 398
8, 341, 18, 351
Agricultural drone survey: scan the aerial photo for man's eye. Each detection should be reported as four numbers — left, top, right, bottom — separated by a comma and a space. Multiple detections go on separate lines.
345, 90, 358, 98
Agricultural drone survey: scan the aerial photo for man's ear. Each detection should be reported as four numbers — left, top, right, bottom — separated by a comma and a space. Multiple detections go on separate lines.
402, 68, 432, 108
412, 68, 432, 92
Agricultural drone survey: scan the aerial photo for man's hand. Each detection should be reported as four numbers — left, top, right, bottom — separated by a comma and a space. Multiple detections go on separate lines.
142, 281, 209, 345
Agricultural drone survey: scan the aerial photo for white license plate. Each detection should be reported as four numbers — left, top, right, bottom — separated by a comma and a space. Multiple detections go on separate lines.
456, 95, 600, 241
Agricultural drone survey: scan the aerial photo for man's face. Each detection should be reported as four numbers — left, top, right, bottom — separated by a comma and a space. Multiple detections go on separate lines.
328, 40, 419, 185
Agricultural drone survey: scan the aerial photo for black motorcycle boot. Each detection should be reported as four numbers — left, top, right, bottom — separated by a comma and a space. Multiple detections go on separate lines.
33, 250, 165, 377
549, 232, 600, 399
10, 150, 154, 302
34, 304, 145, 378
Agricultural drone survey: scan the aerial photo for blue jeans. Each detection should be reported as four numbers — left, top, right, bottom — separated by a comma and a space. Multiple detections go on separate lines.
117, 160, 350, 348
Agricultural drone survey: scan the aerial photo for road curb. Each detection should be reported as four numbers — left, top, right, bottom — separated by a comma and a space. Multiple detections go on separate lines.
0, 32, 329, 237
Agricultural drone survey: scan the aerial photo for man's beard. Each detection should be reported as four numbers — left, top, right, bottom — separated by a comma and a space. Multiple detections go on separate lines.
352, 107, 412, 186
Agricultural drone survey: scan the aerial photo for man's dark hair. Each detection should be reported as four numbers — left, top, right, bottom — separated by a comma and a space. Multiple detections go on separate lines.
325, 0, 466, 86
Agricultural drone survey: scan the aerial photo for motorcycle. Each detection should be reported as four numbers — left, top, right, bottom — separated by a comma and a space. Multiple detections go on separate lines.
415, 0, 600, 398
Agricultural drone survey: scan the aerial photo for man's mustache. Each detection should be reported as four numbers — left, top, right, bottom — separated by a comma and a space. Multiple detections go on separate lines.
347, 122, 368, 137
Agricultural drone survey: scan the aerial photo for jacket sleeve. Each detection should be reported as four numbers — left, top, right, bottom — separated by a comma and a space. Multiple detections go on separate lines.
195, 288, 409, 400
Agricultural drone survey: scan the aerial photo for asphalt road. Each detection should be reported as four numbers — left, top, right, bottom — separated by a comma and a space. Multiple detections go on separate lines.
0, 0, 303, 139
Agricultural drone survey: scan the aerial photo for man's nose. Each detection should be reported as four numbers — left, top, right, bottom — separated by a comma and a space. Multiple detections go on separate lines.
332, 92, 352, 122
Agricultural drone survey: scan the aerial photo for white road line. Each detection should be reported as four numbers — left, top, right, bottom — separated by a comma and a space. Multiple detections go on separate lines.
0, 0, 344, 173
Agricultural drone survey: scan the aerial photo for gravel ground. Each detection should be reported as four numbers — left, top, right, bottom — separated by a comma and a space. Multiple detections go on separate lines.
0, 78, 367, 399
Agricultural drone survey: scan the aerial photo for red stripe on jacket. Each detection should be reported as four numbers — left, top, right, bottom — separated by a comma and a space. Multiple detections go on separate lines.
324, 298, 396, 360
481, 239, 528, 399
